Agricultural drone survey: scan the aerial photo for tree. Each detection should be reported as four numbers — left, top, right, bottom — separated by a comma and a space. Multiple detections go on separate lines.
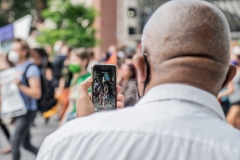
0, 0, 37, 27
36, 0, 47, 20
37, 0, 97, 48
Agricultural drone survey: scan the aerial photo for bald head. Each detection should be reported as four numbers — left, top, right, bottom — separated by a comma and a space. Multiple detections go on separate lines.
144, 0, 230, 63
140, 0, 232, 95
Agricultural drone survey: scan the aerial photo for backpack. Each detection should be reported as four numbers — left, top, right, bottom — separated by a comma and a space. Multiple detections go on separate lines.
23, 64, 57, 113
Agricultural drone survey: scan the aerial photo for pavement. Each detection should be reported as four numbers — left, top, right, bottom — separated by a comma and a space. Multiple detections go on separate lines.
0, 113, 59, 160
93, 100, 115, 111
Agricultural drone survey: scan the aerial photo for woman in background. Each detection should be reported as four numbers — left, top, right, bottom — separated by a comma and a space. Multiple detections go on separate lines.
118, 63, 137, 107
59, 48, 91, 126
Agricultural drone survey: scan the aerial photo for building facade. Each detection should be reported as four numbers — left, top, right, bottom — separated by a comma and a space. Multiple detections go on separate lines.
73, 0, 240, 57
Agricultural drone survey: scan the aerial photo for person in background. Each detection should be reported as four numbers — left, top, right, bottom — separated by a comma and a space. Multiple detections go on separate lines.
51, 41, 67, 88
0, 54, 13, 154
118, 63, 137, 107
218, 54, 237, 116
59, 48, 91, 126
55, 47, 73, 120
87, 50, 98, 73
31, 48, 49, 69
9, 38, 40, 160
99, 81, 115, 110
117, 50, 126, 67
124, 49, 136, 65
31, 48, 57, 123
0, 119, 11, 154
219, 46, 240, 129
105, 45, 117, 65
27, 27, 40, 49
37, 1, 240, 159
218, 82, 233, 116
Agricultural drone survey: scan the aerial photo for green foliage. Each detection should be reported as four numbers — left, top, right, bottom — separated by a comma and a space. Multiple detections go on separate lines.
0, 0, 37, 27
37, 0, 97, 48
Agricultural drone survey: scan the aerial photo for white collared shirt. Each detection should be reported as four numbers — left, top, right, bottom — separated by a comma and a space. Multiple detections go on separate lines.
37, 84, 240, 160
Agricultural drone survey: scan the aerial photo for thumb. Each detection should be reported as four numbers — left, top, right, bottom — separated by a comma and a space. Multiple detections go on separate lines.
77, 77, 94, 117
78, 77, 93, 96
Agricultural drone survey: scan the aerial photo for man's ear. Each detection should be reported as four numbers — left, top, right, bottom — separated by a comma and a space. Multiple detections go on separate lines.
133, 54, 147, 83
222, 64, 236, 88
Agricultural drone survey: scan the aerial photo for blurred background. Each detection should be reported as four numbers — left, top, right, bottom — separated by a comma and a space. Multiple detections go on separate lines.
0, 0, 239, 57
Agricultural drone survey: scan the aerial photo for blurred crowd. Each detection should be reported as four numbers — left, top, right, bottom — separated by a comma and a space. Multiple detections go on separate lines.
0, 27, 139, 159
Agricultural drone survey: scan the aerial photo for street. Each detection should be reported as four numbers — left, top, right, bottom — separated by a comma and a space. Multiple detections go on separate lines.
0, 113, 58, 160
94, 101, 115, 111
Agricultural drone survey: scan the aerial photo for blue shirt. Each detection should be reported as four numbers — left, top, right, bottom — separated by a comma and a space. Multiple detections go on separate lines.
15, 61, 40, 111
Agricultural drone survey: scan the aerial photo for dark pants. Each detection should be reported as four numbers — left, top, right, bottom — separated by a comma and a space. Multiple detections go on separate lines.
11, 111, 39, 160
221, 100, 231, 116
0, 118, 11, 142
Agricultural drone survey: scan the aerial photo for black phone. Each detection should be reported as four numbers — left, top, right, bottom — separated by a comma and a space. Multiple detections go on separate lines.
92, 64, 117, 111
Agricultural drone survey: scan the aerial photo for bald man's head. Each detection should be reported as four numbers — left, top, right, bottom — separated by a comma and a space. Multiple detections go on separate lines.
137, 0, 234, 95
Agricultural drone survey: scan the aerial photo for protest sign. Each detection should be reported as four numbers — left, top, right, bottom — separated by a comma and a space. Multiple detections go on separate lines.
0, 68, 26, 119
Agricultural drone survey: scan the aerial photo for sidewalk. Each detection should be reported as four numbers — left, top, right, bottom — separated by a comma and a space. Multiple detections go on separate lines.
0, 113, 58, 160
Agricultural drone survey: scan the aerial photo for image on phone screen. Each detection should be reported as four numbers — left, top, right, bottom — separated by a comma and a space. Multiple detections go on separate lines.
92, 65, 116, 111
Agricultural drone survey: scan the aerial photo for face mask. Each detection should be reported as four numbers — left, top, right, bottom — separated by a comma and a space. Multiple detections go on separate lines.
137, 54, 150, 99
8, 50, 20, 63
68, 64, 81, 73
53, 44, 61, 53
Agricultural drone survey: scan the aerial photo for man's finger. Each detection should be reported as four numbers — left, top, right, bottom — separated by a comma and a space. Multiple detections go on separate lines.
117, 93, 124, 102
117, 101, 124, 109
116, 85, 122, 93
117, 93, 124, 109
77, 77, 95, 117
78, 77, 93, 98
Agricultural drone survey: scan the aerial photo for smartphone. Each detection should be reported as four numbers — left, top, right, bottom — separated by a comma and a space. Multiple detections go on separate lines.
92, 64, 117, 111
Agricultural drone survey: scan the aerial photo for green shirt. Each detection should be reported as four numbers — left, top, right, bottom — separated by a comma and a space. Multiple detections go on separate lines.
70, 72, 91, 114
71, 72, 91, 86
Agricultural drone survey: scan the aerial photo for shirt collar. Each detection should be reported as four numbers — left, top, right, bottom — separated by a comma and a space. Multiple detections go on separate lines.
137, 84, 225, 120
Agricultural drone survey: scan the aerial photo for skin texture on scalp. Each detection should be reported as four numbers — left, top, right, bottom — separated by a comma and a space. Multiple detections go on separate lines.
142, 0, 231, 95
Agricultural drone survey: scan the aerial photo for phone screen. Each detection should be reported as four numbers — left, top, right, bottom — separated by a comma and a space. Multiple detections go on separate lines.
92, 65, 116, 111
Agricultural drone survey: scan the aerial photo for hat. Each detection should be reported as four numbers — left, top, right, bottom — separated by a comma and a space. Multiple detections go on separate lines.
232, 46, 240, 55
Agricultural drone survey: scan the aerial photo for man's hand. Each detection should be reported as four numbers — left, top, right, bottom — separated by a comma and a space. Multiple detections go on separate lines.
76, 77, 124, 117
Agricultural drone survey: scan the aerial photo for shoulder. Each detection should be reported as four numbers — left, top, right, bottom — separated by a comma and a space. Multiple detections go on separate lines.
38, 107, 154, 159
26, 64, 40, 78
38, 108, 138, 151
28, 64, 39, 71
